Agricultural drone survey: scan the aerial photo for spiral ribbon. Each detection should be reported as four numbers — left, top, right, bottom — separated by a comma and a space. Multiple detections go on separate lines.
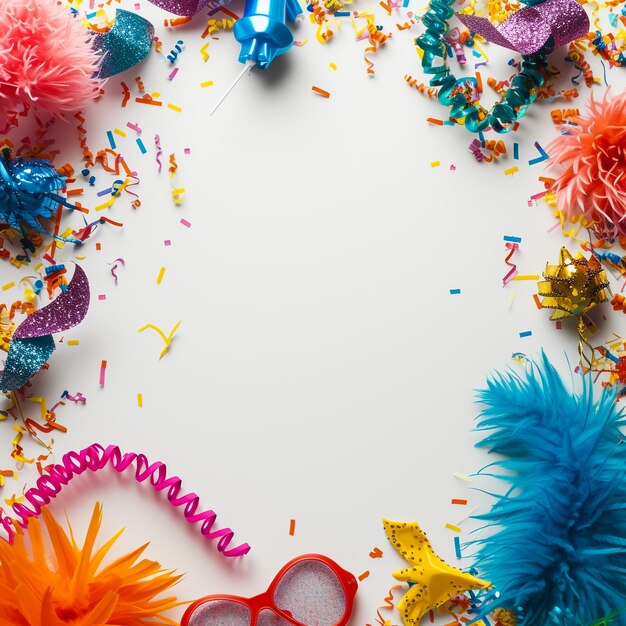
416, 0, 547, 133
0, 443, 251, 558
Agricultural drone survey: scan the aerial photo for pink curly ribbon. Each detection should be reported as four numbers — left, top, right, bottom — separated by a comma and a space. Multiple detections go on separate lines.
0, 443, 250, 557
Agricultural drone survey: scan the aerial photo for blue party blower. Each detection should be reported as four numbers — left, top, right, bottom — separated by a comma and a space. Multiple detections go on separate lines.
234, 0, 302, 68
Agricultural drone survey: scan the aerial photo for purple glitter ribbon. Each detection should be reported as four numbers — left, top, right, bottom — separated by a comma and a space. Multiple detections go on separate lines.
457, 0, 589, 55
145, 0, 213, 16
0, 265, 90, 392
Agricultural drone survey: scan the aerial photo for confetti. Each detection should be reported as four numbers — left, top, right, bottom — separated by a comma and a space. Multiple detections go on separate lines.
156, 267, 166, 284
451, 499, 467, 505
449, 288, 461, 295
519, 330, 533, 338
445, 523, 461, 533
164, 240, 172, 247
67, 340, 79, 346
106, 131, 116, 150
99, 360, 107, 387
167, 103, 182, 112
201, 80, 214, 88
289, 519, 296, 535
98, 294, 106, 301
137, 393, 143, 407
369, 547, 383, 558
136, 138, 147, 154
138, 320, 181, 359
453, 536, 462, 559
430, 161, 441, 167
504, 166, 519, 176
512, 274, 540, 281
2, 282, 15, 291
311, 85, 330, 98
200, 42, 210, 61
329, 62, 337, 70
358, 571, 370, 581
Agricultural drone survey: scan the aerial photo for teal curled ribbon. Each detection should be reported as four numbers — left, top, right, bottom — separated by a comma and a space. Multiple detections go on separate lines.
416, 0, 547, 133
0, 265, 90, 393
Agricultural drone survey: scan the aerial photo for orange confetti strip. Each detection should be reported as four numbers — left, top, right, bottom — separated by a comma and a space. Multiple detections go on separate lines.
451, 498, 467, 505
358, 571, 370, 581
289, 519, 296, 535
369, 547, 383, 558
426, 117, 444, 125
311, 86, 330, 98
136, 97, 163, 106
533, 293, 543, 309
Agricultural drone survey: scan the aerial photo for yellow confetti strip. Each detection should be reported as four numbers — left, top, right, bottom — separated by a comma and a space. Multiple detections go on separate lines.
512, 274, 540, 281
156, 267, 166, 284
114, 128, 127, 137
2, 282, 15, 291
329, 62, 337, 70
67, 340, 79, 346
200, 42, 210, 61
453, 472, 472, 482
445, 523, 461, 533
138, 321, 182, 359
137, 393, 143, 407
504, 166, 519, 176
430, 161, 440, 167
167, 103, 182, 112
201, 80, 214, 88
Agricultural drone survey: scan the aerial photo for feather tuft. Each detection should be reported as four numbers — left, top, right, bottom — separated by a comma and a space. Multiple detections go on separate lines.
472, 353, 626, 626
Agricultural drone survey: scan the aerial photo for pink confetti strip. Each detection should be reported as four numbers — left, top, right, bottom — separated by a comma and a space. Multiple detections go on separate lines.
155, 134, 163, 173
62, 391, 86, 403
109, 257, 126, 284
99, 360, 107, 386
127, 122, 142, 134
0, 443, 250, 557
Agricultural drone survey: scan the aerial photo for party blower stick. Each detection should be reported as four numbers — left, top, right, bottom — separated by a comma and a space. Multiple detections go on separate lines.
210, 0, 302, 114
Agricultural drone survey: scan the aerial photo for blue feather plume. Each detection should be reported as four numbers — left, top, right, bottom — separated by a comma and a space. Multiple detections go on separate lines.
472, 353, 626, 626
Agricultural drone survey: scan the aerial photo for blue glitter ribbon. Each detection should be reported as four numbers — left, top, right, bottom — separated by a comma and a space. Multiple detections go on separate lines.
0, 265, 90, 393
92, 10, 155, 79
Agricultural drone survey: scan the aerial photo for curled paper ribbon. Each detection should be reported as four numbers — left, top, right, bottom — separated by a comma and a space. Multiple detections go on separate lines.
0, 443, 251, 557
0, 151, 79, 243
457, 0, 589, 55
92, 10, 155, 78
0, 265, 90, 392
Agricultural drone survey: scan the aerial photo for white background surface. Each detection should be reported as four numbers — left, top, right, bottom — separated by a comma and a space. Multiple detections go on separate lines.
2, 1, 626, 623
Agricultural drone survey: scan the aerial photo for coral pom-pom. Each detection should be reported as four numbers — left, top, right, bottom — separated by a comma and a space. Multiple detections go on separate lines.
548, 91, 626, 238
0, 0, 101, 129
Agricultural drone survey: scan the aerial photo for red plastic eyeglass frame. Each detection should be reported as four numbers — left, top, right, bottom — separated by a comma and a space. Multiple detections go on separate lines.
182, 553, 358, 626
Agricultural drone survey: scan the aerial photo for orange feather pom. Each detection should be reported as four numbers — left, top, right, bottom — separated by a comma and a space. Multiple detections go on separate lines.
0, 503, 181, 626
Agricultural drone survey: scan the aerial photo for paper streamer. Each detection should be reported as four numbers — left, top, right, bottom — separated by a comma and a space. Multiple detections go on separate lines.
0, 443, 251, 557
457, 0, 589, 55
0, 265, 90, 392
92, 10, 155, 78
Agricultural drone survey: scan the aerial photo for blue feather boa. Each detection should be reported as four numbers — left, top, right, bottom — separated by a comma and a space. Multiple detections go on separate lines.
472, 354, 626, 626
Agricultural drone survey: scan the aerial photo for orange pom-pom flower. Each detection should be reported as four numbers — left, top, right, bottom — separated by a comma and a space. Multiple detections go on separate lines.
547, 91, 626, 238
0, 503, 181, 626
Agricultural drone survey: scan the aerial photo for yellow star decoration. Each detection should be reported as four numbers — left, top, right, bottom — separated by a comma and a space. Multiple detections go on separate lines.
383, 519, 490, 626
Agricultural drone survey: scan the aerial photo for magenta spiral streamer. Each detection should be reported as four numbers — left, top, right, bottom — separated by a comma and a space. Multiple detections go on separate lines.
0, 443, 250, 557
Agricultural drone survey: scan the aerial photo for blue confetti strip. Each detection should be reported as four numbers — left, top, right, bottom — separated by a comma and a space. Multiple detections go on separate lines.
454, 536, 462, 558
513, 142, 519, 160
519, 330, 533, 338
106, 130, 116, 150
503, 235, 522, 243
450, 288, 461, 295
136, 138, 147, 154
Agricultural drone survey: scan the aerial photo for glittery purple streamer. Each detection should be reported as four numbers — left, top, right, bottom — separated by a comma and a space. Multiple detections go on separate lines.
145, 0, 212, 16
15, 265, 90, 339
0, 265, 90, 392
457, 0, 589, 55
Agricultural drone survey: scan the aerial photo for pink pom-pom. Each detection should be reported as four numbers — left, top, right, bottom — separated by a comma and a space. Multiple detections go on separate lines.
547, 91, 626, 239
0, 0, 101, 130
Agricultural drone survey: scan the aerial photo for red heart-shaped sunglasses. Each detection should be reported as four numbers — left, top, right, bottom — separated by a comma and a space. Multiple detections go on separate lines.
182, 554, 358, 626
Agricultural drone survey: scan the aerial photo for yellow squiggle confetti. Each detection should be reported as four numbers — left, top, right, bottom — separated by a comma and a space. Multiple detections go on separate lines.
138, 321, 182, 359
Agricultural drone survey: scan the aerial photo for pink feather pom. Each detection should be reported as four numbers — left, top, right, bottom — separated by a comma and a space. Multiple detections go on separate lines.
0, 0, 101, 130
547, 91, 626, 239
